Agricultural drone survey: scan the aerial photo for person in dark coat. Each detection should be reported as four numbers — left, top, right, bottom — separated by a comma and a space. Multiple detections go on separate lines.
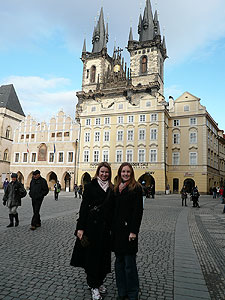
70, 162, 113, 300
150, 184, 155, 198
2, 173, 27, 227
112, 162, 143, 300
29, 170, 49, 230
3, 178, 9, 193
54, 181, 61, 200
180, 185, 188, 206
191, 186, 200, 208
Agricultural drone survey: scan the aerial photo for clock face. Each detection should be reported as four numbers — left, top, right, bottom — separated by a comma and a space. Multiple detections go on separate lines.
113, 64, 121, 73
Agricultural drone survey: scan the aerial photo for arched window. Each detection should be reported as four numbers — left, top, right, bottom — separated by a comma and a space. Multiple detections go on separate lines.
141, 56, 147, 73
3, 149, 8, 161
90, 66, 96, 83
5, 126, 11, 139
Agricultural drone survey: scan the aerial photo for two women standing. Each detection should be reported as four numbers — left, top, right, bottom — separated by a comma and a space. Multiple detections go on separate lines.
71, 162, 143, 300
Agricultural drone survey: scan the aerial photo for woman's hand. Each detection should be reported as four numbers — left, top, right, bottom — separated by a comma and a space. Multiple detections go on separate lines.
77, 230, 84, 240
129, 232, 136, 242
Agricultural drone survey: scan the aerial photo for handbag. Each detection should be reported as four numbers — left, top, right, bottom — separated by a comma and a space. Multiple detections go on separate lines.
80, 235, 90, 248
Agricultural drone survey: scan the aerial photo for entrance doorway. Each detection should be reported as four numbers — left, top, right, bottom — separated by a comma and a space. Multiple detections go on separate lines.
138, 172, 155, 197
183, 178, 195, 193
173, 178, 179, 193
64, 172, 71, 191
81, 172, 91, 186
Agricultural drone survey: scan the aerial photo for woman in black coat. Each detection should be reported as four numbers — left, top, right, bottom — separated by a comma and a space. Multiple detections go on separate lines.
112, 162, 143, 300
70, 162, 113, 300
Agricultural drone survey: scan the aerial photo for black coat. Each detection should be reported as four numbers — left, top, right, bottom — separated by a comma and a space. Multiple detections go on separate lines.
112, 184, 143, 255
29, 176, 49, 200
70, 178, 113, 275
3, 180, 27, 207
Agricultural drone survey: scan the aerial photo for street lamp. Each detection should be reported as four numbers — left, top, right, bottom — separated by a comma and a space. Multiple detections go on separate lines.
74, 139, 79, 186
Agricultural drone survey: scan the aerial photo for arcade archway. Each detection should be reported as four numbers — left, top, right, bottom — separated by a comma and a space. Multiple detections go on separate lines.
48, 172, 57, 190
81, 172, 91, 186
183, 178, 195, 193
138, 172, 155, 197
17, 172, 24, 184
64, 172, 71, 191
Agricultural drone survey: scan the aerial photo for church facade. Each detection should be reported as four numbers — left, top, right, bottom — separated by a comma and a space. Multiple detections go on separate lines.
75, 0, 225, 194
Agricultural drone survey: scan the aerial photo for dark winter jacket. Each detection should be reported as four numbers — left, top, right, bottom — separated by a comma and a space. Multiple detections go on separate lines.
70, 178, 113, 275
112, 184, 143, 255
3, 180, 27, 207
29, 176, 49, 200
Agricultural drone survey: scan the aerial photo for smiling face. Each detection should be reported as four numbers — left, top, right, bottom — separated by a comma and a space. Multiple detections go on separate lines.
121, 165, 132, 183
98, 166, 110, 181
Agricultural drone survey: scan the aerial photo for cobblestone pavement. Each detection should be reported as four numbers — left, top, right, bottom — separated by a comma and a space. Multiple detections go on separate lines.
0, 191, 224, 300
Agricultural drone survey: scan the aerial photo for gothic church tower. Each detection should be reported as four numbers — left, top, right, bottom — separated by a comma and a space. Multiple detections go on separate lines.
127, 0, 167, 95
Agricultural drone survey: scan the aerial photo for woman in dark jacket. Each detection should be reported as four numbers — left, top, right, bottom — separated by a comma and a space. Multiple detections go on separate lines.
112, 162, 143, 300
70, 162, 113, 300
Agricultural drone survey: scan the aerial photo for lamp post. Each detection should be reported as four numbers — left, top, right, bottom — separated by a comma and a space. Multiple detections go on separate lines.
74, 139, 78, 186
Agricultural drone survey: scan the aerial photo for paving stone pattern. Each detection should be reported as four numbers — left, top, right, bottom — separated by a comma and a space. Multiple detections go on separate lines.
0, 192, 224, 299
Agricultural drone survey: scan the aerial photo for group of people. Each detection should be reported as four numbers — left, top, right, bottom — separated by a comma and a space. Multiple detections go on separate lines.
180, 185, 200, 207
2, 170, 49, 230
70, 162, 143, 300
74, 183, 83, 198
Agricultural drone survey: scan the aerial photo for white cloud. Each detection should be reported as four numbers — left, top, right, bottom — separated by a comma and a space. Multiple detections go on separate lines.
2, 76, 77, 121
164, 85, 183, 101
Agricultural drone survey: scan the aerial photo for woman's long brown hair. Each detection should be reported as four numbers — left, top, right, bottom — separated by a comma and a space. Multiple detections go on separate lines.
93, 162, 113, 189
114, 162, 140, 192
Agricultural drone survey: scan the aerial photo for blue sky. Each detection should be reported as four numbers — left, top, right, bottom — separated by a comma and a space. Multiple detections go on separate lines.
0, 0, 225, 130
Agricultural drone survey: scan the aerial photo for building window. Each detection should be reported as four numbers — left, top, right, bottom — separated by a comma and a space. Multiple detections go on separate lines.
190, 132, 197, 144
15, 153, 19, 163
49, 153, 54, 162
139, 129, 146, 140
138, 149, 145, 162
95, 118, 100, 125
91, 106, 96, 112
85, 132, 90, 142
3, 150, 8, 161
173, 133, 180, 144
184, 105, 190, 112
150, 149, 157, 162
23, 153, 28, 162
173, 120, 180, 126
190, 152, 197, 165
127, 130, 134, 141
84, 150, 89, 162
31, 134, 35, 139
118, 116, 124, 124
116, 150, 123, 163
146, 101, 151, 107
128, 115, 134, 123
139, 115, 146, 122
172, 152, 180, 165
21, 134, 24, 139
141, 56, 147, 73
90, 65, 96, 83
126, 149, 133, 162
6, 127, 11, 139
117, 130, 123, 141
58, 152, 64, 163
31, 153, 37, 162
118, 104, 123, 109
57, 132, 62, 137
150, 129, 157, 140
151, 114, 158, 122
64, 132, 69, 137
103, 150, 109, 162
104, 117, 110, 125
190, 117, 197, 125
93, 150, 99, 163
68, 152, 73, 162
86, 118, 91, 126
94, 132, 100, 142
104, 131, 110, 142
51, 133, 55, 137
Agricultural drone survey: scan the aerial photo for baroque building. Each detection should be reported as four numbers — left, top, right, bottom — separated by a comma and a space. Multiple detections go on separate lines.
0, 84, 25, 187
75, 0, 225, 193
10, 111, 79, 190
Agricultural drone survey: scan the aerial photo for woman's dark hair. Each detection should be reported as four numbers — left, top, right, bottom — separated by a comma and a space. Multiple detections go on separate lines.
94, 162, 113, 188
114, 162, 140, 192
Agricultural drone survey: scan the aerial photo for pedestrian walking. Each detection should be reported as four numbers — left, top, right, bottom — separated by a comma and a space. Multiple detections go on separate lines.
78, 185, 83, 198
70, 162, 113, 300
54, 180, 61, 200
180, 185, 188, 206
112, 162, 143, 300
74, 183, 78, 198
2, 173, 27, 227
141, 181, 147, 209
212, 186, 217, 199
29, 170, 49, 230
3, 178, 9, 193
150, 184, 155, 198
191, 186, 200, 208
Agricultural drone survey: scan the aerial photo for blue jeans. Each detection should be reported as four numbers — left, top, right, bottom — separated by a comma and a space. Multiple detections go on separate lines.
115, 254, 139, 300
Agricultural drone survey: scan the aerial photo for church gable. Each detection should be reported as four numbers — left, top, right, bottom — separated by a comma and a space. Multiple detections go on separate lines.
0, 84, 25, 117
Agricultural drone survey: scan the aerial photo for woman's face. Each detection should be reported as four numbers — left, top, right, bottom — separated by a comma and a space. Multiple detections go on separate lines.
98, 166, 110, 181
121, 165, 131, 182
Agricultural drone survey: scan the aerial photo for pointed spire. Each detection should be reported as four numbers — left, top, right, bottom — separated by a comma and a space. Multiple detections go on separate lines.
82, 38, 86, 53
138, 14, 142, 34
129, 27, 133, 41
162, 35, 166, 50
92, 7, 108, 53
154, 10, 161, 36
139, 0, 154, 42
